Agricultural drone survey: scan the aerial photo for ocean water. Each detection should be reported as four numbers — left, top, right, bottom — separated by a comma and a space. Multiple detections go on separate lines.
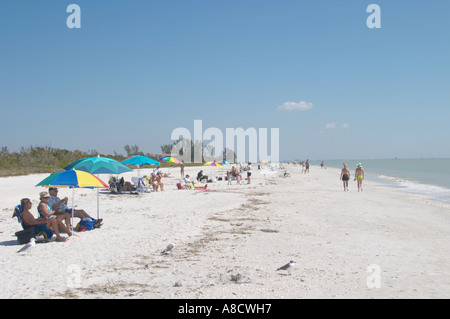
311, 159, 450, 205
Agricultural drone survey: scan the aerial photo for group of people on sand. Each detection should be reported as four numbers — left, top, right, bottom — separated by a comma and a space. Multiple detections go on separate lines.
19, 188, 102, 242
226, 162, 252, 185
300, 160, 310, 174
340, 163, 365, 192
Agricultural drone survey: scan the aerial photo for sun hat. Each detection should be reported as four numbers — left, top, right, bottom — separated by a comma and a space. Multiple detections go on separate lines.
357, 163, 363, 168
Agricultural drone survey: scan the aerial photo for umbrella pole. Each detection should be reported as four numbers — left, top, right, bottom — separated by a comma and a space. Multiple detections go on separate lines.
71, 187, 75, 233
97, 188, 99, 220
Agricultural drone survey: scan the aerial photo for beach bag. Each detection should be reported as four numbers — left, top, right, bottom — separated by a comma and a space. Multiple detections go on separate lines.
15, 228, 35, 245
75, 218, 95, 232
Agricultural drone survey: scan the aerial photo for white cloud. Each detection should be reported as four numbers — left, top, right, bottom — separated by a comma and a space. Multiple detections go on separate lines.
342, 123, 350, 128
276, 101, 314, 112
325, 123, 336, 130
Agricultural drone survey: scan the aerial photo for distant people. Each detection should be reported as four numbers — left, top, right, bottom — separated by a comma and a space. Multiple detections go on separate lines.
197, 170, 208, 182
355, 163, 365, 192
301, 162, 306, 173
305, 160, 310, 174
340, 163, 350, 191
150, 173, 164, 191
246, 162, 252, 184
226, 171, 232, 185
180, 161, 185, 178
321, 161, 325, 169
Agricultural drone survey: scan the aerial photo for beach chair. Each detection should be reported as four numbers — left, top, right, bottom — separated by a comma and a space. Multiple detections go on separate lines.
131, 177, 151, 193
12, 205, 54, 244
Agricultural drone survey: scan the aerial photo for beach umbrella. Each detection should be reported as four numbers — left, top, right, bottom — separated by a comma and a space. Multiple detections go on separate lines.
36, 169, 109, 231
204, 161, 222, 167
64, 156, 132, 174
122, 155, 160, 166
219, 160, 231, 165
122, 155, 160, 177
160, 156, 182, 174
160, 156, 182, 165
64, 156, 132, 219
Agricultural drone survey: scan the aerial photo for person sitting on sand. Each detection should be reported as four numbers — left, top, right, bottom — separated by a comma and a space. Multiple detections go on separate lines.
340, 163, 350, 191
20, 198, 70, 242
197, 170, 208, 182
183, 175, 207, 190
355, 163, 365, 192
150, 174, 160, 191
48, 188, 102, 228
231, 166, 243, 184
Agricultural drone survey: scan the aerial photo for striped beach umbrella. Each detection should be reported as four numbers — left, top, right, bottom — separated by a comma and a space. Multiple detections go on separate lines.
204, 161, 222, 167
36, 169, 108, 230
160, 156, 182, 164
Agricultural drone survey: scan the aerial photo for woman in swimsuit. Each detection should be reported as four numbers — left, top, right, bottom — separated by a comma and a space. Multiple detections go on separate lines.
38, 192, 73, 237
355, 163, 365, 192
340, 163, 350, 191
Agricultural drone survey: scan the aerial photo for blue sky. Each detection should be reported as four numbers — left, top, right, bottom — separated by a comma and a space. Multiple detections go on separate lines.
1, 0, 449, 161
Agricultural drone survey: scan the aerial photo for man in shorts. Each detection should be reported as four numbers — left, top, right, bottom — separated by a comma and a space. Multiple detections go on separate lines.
48, 188, 103, 228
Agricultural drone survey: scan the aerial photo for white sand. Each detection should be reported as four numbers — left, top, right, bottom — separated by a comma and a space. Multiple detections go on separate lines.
1, 165, 450, 299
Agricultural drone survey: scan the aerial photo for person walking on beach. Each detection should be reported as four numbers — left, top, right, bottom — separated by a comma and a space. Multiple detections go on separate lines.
340, 163, 350, 191
355, 163, 365, 192
180, 161, 185, 178
246, 162, 252, 184
305, 160, 310, 174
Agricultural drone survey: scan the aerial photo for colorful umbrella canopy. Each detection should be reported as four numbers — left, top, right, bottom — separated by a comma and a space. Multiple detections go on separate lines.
160, 156, 182, 164
36, 169, 109, 188
122, 155, 160, 166
36, 169, 109, 230
219, 160, 231, 165
204, 161, 222, 167
64, 156, 132, 175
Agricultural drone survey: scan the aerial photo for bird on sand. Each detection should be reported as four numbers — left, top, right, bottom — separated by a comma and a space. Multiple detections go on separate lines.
276, 260, 295, 275
161, 243, 175, 255
17, 238, 36, 256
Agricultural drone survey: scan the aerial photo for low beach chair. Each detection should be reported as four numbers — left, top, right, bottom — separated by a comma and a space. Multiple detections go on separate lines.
131, 177, 151, 193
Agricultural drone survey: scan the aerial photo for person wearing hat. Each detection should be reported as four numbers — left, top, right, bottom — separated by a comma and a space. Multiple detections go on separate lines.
355, 163, 365, 192
48, 188, 102, 229
38, 191, 73, 240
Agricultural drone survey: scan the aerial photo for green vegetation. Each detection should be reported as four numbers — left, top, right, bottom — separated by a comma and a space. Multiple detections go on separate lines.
0, 144, 202, 177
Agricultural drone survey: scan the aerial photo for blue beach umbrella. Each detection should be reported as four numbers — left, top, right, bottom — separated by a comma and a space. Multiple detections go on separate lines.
36, 169, 109, 231
122, 155, 160, 166
64, 156, 132, 175
64, 156, 132, 218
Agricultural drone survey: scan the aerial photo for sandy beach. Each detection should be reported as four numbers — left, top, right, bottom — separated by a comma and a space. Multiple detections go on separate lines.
1, 164, 450, 299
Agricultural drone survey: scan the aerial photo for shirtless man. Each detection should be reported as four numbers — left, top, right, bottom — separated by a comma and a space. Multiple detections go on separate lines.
340, 163, 350, 191
354, 163, 365, 192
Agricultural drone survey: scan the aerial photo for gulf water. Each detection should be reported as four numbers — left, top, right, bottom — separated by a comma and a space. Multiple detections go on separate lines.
311, 159, 450, 205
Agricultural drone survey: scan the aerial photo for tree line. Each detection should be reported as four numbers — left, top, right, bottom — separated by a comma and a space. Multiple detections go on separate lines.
0, 141, 234, 176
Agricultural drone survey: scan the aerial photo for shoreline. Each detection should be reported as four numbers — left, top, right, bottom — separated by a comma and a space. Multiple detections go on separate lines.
1, 164, 450, 298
